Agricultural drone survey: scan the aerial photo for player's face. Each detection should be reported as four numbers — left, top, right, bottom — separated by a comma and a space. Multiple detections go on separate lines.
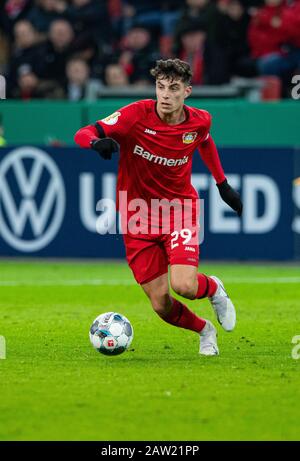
156, 78, 192, 115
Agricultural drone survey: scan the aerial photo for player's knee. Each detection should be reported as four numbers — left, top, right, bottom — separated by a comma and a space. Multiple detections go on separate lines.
171, 278, 195, 299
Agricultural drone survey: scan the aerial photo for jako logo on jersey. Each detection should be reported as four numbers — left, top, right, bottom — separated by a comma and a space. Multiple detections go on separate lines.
101, 112, 121, 125
133, 145, 189, 167
144, 128, 156, 135
182, 132, 197, 144
184, 246, 196, 252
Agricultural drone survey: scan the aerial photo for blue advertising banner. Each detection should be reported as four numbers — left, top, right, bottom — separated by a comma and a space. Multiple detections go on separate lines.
194, 147, 295, 260
0, 145, 296, 260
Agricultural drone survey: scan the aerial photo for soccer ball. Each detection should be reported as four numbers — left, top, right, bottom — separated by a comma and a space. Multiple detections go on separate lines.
89, 312, 133, 356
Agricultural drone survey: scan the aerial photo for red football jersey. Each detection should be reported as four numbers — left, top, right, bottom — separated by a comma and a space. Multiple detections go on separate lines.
74, 99, 226, 236
96, 99, 210, 203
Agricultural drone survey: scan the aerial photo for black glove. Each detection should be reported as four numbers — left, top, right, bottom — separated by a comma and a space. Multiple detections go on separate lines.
90, 138, 119, 160
217, 179, 243, 217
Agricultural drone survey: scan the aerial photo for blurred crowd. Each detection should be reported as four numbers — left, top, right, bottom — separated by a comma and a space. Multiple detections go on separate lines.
0, 0, 300, 100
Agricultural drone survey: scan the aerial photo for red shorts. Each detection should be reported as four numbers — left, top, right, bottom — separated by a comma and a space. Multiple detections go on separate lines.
123, 228, 199, 285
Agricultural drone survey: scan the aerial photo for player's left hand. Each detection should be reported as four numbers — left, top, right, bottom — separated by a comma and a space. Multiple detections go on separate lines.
217, 179, 243, 217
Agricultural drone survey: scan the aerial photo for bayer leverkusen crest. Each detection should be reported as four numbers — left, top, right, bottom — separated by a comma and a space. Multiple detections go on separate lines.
182, 132, 198, 144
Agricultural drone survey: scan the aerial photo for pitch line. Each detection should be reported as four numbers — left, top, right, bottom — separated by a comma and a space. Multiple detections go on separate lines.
0, 277, 300, 287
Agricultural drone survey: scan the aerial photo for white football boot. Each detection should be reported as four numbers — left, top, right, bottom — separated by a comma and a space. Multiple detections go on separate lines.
199, 320, 219, 356
208, 276, 236, 332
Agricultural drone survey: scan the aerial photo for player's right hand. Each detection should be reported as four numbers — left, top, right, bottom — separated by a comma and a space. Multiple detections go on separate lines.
90, 138, 119, 160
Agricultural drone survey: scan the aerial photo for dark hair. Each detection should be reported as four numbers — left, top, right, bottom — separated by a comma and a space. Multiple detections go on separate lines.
150, 59, 192, 86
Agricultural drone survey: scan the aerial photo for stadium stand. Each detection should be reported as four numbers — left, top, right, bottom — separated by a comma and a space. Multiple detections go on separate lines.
0, 0, 300, 99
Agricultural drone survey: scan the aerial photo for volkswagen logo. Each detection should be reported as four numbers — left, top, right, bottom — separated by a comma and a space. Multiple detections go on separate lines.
0, 147, 66, 252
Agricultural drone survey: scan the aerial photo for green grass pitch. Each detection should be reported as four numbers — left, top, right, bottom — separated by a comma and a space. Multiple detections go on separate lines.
0, 261, 300, 441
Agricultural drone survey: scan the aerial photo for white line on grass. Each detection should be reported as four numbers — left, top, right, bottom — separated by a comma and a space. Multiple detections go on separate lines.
0, 277, 300, 287
0, 279, 135, 286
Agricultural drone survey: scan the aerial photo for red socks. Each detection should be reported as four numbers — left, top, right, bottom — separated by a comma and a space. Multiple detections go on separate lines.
195, 274, 217, 299
155, 274, 218, 334
160, 298, 206, 333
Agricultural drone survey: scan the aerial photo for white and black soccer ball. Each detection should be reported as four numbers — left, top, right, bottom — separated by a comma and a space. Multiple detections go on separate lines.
89, 312, 133, 356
